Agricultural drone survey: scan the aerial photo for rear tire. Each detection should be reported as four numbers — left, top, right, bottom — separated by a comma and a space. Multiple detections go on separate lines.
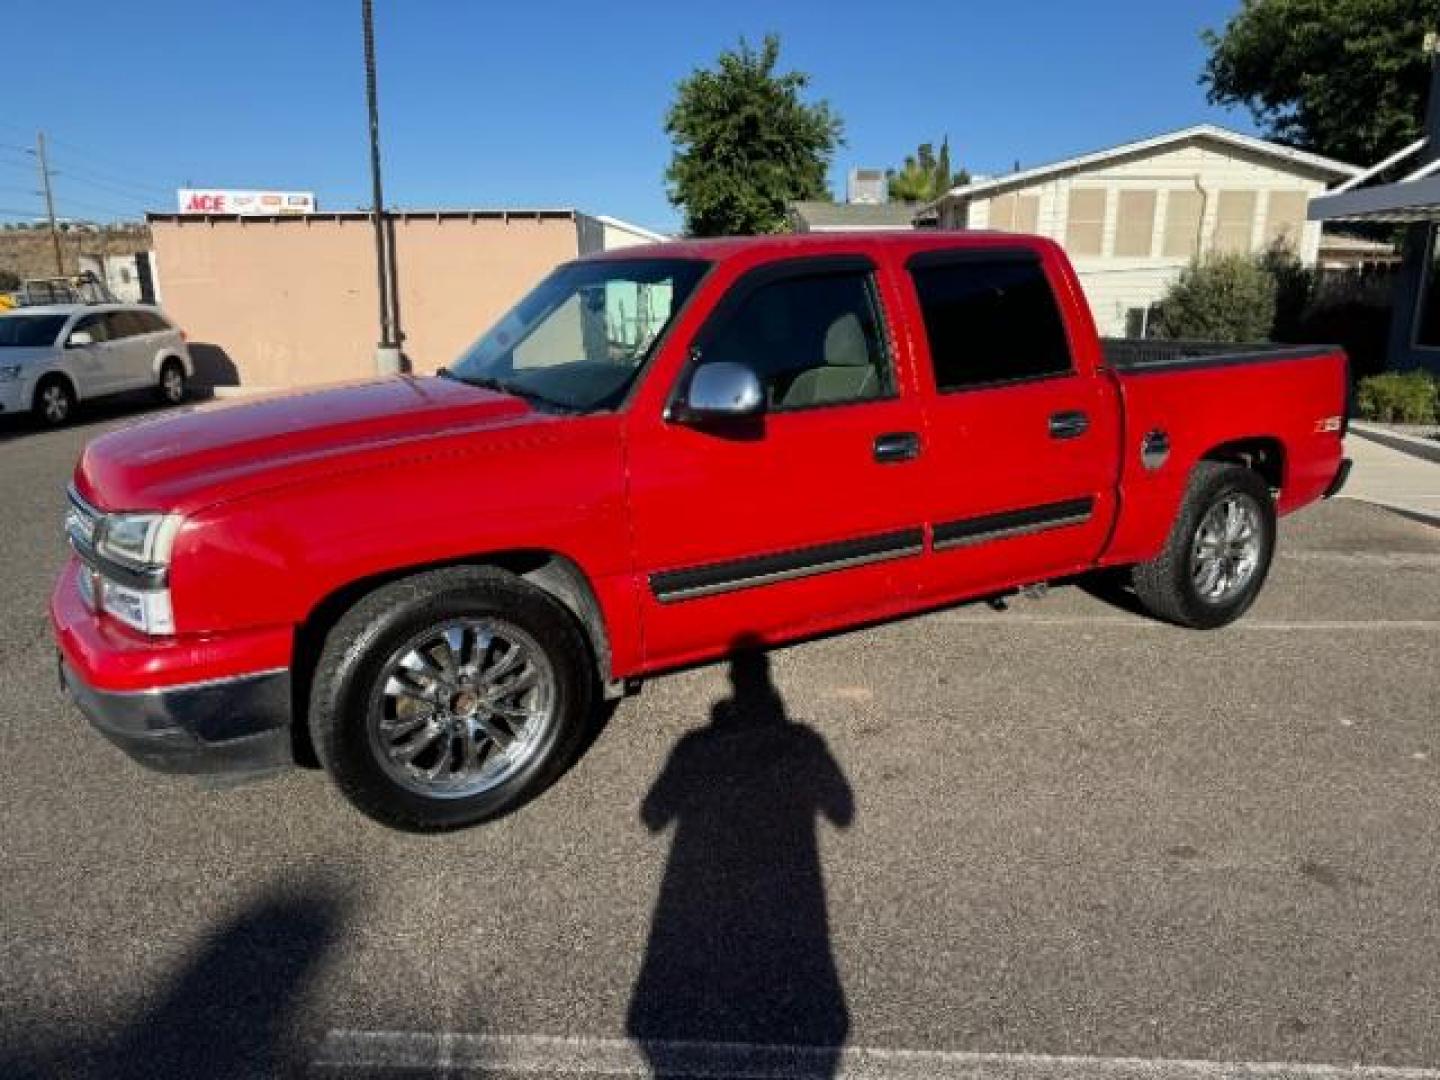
157, 359, 187, 405
1131, 462, 1275, 629
309, 566, 597, 832
33, 375, 76, 427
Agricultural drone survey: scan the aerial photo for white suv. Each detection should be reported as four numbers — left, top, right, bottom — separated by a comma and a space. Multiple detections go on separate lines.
0, 304, 193, 426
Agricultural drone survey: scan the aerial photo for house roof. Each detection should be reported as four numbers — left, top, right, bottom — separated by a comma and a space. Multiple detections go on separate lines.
935, 125, 1361, 206
789, 201, 927, 231
1309, 174, 1440, 223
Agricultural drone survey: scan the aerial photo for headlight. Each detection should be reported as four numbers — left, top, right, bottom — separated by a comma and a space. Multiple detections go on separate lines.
0, 364, 22, 382
99, 577, 176, 635
96, 513, 182, 571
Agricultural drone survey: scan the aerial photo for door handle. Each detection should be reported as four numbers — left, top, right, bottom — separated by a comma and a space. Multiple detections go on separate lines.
1048, 411, 1089, 439
873, 431, 921, 463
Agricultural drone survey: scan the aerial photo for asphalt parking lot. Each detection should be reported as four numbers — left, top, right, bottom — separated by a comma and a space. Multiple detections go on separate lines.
2, 404, 1439, 1079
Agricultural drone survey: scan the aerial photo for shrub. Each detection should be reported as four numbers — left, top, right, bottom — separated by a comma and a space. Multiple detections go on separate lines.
1354, 371, 1438, 423
1155, 253, 1278, 342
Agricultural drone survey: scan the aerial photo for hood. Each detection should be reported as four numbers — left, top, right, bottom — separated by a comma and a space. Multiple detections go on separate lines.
76, 375, 544, 512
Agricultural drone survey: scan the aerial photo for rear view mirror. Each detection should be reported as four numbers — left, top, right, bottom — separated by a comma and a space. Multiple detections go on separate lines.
677, 362, 764, 423
67, 330, 94, 348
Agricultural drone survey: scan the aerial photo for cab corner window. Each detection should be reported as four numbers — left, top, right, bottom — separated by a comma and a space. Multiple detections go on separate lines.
909, 257, 1072, 392
702, 269, 892, 411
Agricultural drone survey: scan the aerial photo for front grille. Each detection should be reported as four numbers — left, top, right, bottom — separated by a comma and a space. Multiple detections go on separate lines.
64, 487, 101, 552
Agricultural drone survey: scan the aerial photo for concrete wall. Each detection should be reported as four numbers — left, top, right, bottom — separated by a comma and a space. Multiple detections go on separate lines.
939, 138, 1338, 336
149, 213, 581, 389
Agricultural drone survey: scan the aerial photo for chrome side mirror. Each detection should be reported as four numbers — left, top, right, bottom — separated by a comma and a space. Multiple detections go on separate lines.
678, 361, 764, 422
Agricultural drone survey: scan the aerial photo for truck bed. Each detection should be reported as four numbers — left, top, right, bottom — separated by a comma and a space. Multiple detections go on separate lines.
1101, 338, 1338, 374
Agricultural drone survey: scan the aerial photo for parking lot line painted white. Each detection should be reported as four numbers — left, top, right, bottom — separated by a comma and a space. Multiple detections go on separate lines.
313, 1031, 1440, 1078
939, 616, 1440, 631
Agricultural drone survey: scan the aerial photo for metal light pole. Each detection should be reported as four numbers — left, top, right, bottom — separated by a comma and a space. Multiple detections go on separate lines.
362, 0, 402, 374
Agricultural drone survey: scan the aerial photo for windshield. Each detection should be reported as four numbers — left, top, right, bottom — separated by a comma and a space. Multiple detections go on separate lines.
447, 258, 709, 412
0, 313, 69, 348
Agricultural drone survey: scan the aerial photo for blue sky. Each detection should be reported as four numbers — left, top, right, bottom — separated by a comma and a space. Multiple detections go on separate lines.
4, 0, 1255, 233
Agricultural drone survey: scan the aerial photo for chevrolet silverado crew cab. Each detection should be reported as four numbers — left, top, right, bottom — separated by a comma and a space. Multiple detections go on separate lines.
52, 233, 1351, 831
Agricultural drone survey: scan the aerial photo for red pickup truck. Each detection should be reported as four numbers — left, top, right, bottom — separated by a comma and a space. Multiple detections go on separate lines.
53, 232, 1350, 831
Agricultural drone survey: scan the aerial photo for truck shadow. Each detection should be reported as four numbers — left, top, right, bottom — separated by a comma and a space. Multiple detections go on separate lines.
0, 880, 344, 1080
627, 636, 854, 1078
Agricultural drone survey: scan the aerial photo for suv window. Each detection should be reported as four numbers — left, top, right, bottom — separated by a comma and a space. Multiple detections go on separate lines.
71, 313, 111, 344
702, 269, 892, 411
909, 256, 1072, 392
129, 310, 167, 334
104, 311, 143, 339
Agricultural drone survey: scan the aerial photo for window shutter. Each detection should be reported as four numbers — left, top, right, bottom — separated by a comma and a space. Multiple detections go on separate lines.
1162, 190, 1204, 258
1213, 190, 1257, 254
1114, 191, 1157, 257
1263, 190, 1308, 251
988, 194, 1016, 231
1065, 188, 1107, 256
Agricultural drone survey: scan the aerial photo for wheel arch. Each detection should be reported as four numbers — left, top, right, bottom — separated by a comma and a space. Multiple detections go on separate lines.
1198, 435, 1286, 493
289, 549, 616, 767
153, 350, 188, 379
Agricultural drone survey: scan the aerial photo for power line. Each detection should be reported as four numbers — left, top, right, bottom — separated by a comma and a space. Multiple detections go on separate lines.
51, 169, 160, 205
50, 158, 172, 199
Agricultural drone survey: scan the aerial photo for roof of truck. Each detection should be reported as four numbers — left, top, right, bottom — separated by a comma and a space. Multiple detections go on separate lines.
586, 229, 1050, 264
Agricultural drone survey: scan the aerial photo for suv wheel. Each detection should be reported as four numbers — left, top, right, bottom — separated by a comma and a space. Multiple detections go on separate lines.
309, 566, 597, 831
1131, 462, 1276, 629
157, 360, 187, 405
34, 375, 75, 427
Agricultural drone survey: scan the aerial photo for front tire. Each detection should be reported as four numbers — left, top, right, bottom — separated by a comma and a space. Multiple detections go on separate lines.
1131, 462, 1276, 629
309, 567, 597, 831
33, 375, 76, 427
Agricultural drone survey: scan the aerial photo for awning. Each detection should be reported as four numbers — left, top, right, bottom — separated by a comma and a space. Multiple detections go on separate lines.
1309, 175, 1440, 223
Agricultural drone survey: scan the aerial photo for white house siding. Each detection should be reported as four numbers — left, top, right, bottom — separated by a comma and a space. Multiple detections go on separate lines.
941, 137, 1340, 336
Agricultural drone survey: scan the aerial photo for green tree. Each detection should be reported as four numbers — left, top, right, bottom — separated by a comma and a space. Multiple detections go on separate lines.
665, 35, 843, 236
887, 136, 970, 202
1203, 0, 1433, 165
1155, 254, 1279, 342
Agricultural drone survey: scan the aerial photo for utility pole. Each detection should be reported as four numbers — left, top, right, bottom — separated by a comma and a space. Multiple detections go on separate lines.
35, 132, 64, 276
362, 0, 402, 374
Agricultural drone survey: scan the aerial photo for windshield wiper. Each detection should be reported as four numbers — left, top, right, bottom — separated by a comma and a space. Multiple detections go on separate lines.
439, 370, 577, 413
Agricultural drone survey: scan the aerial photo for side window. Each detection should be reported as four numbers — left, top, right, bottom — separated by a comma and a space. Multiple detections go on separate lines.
909, 257, 1072, 392
71, 313, 110, 344
132, 310, 166, 334
702, 270, 892, 411
103, 312, 139, 340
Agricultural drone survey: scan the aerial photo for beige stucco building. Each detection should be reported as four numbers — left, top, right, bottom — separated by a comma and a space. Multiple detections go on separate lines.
147, 209, 668, 390
930, 126, 1359, 336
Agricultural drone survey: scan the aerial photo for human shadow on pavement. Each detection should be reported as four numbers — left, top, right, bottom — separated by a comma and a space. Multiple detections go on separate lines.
627, 637, 855, 1079
12, 882, 344, 1080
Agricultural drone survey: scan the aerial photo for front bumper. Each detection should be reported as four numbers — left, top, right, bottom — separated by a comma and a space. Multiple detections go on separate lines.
0, 377, 31, 415
60, 658, 294, 776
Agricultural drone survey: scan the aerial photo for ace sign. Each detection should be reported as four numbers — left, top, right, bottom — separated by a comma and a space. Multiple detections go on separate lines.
177, 189, 316, 215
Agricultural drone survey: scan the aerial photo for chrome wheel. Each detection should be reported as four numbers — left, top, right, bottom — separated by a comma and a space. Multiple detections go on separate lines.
368, 619, 556, 799
1190, 493, 1263, 604
40, 383, 71, 424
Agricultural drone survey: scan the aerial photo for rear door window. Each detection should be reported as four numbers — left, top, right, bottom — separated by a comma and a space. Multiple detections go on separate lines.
908, 254, 1072, 392
103, 312, 142, 340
